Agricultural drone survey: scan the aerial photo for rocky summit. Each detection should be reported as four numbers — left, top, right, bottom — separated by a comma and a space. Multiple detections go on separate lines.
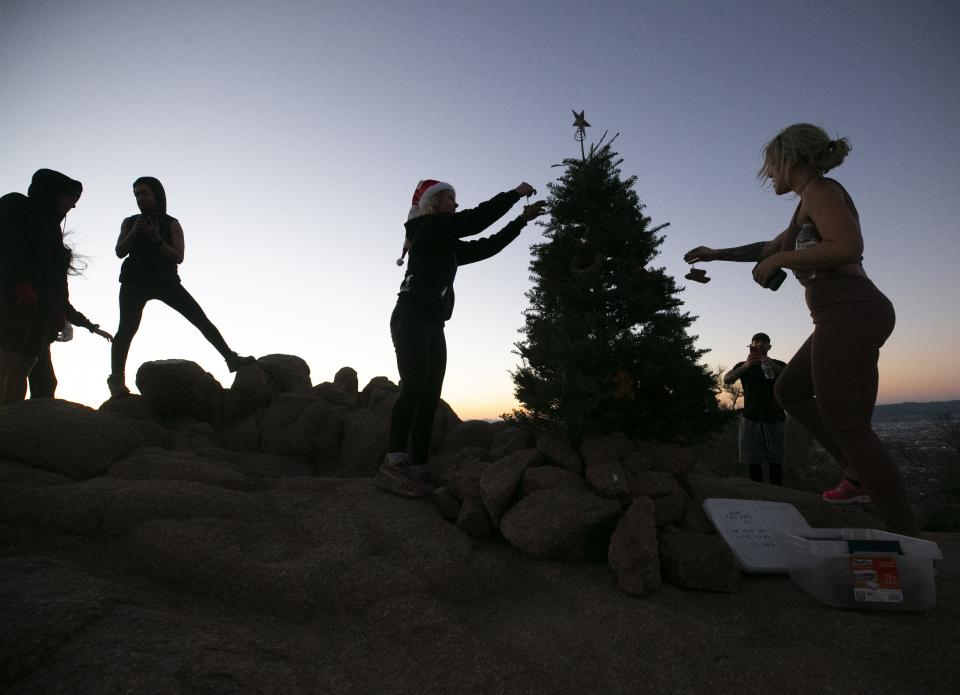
1, 356, 958, 694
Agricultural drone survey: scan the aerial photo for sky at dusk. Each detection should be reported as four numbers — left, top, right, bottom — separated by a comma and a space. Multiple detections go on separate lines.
3, 0, 958, 419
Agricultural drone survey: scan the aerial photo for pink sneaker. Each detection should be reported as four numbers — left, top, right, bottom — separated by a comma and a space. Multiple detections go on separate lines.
821, 478, 871, 504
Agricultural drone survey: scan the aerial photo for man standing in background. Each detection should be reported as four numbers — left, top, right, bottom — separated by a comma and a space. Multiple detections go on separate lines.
724, 332, 787, 485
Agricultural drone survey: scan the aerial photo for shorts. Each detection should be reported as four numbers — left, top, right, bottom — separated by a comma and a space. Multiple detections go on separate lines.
738, 417, 785, 466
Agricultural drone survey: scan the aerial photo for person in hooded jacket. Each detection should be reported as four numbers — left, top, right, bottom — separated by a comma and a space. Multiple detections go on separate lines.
0, 169, 111, 404
375, 179, 546, 497
107, 177, 255, 397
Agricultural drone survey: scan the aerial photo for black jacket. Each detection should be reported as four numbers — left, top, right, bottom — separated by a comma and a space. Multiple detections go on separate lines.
0, 169, 82, 313
397, 190, 525, 321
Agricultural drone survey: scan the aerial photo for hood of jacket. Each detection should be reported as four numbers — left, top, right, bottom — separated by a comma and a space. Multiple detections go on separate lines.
27, 169, 83, 213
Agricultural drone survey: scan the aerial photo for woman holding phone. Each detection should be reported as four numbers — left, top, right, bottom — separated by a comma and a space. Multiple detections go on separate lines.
107, 177, 254, 397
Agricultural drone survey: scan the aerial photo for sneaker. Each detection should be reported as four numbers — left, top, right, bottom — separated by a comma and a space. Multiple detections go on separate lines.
106, 373, 130, 398
408, 464, 437, 486
225, 352, 257, 372
821, 478, 872, 504
375, 459, 434, 498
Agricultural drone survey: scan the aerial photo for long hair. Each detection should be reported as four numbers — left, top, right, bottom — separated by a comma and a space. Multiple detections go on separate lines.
133, 176, 167, 215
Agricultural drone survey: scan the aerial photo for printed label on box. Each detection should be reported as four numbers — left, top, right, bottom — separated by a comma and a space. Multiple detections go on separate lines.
850, 556, 903, 603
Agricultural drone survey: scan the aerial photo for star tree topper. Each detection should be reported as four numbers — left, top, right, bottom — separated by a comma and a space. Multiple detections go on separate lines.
572, 109, 590, 159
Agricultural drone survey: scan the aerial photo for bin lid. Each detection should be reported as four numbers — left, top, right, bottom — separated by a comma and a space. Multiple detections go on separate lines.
703, 498, 811, 573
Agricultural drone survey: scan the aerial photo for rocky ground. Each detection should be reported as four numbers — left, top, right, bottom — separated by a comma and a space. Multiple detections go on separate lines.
1, 357, 957, 694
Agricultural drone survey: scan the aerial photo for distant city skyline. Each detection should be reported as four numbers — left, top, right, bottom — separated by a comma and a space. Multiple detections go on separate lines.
3, 1, 958, 419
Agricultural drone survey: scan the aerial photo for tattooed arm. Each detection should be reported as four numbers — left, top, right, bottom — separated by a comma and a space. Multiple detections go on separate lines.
684, 229, 789, 264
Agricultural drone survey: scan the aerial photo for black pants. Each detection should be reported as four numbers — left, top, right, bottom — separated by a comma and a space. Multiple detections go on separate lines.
111, 280, 231, 375
387, 303, 447, 467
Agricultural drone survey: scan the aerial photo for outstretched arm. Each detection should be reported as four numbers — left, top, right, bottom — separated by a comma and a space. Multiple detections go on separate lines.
450, 183, 537, 239
455, 200, 546, 266
684, 231, 789, 264
64, 303, 113, 341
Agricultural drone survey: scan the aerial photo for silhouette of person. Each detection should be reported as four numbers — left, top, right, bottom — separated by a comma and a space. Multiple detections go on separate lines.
1, 169, 109, 404
107, 177, 254, 397
29, 296, 113, 399
723, 332, 786, 485
684, 123, 918, 536
376, 179, 546, 497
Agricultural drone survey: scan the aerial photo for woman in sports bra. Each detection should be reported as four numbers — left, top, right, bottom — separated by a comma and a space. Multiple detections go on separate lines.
684, 123, 918, 536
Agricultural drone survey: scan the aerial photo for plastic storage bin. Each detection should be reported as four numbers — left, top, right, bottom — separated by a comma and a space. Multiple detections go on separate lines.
702, 498, 812, 572
774, 527, 943, 611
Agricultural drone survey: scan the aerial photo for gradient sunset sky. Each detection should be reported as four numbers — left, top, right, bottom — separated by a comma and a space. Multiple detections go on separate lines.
3, 1, 958, 419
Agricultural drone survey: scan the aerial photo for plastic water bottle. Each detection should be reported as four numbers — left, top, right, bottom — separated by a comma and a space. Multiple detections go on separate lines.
56, 321, 74, 343
795, 224, 819, 281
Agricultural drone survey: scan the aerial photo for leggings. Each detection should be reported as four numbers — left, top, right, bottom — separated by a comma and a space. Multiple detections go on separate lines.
387, 303, 447, 467
774, 294, 918, 535
111, 281, 231, 376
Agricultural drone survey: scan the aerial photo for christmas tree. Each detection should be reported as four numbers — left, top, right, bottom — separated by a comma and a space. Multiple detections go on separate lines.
509, 124, 722, 444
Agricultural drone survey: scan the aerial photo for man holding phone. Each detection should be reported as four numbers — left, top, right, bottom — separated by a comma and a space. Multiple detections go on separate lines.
724, 332, 787, 485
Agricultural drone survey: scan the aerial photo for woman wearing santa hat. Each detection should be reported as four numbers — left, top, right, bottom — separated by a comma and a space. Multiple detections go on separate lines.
377, 179, 546, 497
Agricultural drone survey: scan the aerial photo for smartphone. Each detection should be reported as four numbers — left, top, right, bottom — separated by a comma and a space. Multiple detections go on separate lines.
754, 263, 787, 291
749, 345, 759, 356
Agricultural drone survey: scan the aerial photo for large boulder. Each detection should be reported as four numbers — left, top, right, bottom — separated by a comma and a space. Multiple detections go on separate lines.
627, 470, 682, 499
257, 394, 315, 454
658, 530, 740, 593
653, 492, 687, 525
168, 422, 218, 452
276, 400, 346, 468
106, 448, 247, 489
136, 360, 224, 424
223, 365, 280, 423
456, 495, 495, 540
0, 400, 142, 479
520, 465, 585, 497
253, 354, 312, 394
608, 496, 661, 595
535, 435, 583, 475
98, 394, 161, 423
358, 377, 398, 412
313, 382, 356, 409
500, 487, 622, 561
98, 394, 168, 447
0, 477, 265, 537
0, 458, 72, 486
333, 366, 359, 397
441, 459, 490, 502
580, 433, 632, 498
479, 449, 544, 527
336, 409, 390, 477
189, 447, 316, 479
488, 426, 529, 461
